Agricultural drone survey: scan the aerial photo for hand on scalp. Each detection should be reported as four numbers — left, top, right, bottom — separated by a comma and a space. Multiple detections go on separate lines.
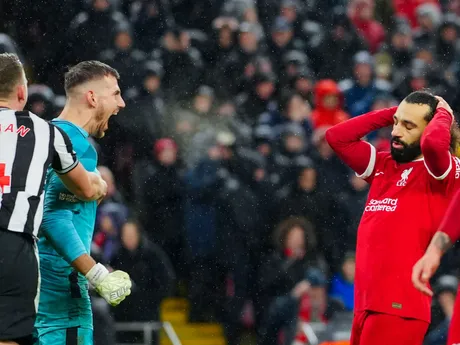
435, 96, 454, 121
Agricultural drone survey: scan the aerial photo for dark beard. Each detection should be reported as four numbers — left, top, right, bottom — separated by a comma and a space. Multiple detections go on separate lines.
390, 137, 422, 163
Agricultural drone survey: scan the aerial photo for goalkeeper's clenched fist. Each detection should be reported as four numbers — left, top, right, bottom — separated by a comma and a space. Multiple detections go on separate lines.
86, 263, 132, 306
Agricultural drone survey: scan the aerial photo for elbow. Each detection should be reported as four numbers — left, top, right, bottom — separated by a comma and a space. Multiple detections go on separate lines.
325, 127, 337, 148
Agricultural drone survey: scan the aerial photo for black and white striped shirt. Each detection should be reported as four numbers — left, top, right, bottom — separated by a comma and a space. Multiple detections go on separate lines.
0, 108, 78, 236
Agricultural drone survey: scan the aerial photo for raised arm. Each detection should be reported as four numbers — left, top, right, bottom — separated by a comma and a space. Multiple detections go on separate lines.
41, 213, 131, 306
420, 102, 453, 180
51, 125, 106, 201
325, 107, 397, 178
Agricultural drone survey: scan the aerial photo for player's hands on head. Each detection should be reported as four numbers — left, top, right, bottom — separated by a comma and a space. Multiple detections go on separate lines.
85, 263, 132, 306
435, 96, 454, 120
411, 251, 441, 296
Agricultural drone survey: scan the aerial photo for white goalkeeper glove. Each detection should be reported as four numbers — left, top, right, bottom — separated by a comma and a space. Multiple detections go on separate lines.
85, 263, 132, 306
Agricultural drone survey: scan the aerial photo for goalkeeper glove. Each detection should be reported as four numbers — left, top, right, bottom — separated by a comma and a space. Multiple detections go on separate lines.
86, 263, 132, 306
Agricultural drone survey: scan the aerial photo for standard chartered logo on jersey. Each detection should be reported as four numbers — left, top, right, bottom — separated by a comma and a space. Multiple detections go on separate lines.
365, 198, 398, 212
455, 157, 460, 179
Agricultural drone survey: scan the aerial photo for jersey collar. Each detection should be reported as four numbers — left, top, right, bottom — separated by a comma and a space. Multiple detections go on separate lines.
51, 119, 89, 138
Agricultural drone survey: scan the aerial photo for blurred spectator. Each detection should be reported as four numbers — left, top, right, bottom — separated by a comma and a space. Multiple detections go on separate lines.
317, 6, 367, 81
448, 0, 460, 17
167, 85, 217, 166
152, 27, 204, 101
221, 22, 267, 96
393, 0, 441, 28
340, 51, 391, 117
348, 0, 386, 53
280, 50, 310, 87
259, 92, 313, 139
289, 67, 315, 104
337, 172, 369, 251
311, 126, 349, 199
424, 275, 458, 345
279, 0, 324, 63
279, 0, 305, 40
183, 143, 226, 321
205, 16, 238, 69
66, 0, 129, 64
329, 252, 356, 312
236, 72, 277, 127
209, 134, 266, 345
435, 14, 460, 67
110, 220, 176, 323
93, 166, 128, 264
26, 85, 56, 121
413, 3, 442, 47
131, 0, 174, 52
172, 0, 223, 32
275, 159, 348, 272
132, 138, 185, 276
221, 0, 265, 40
268, 17, 306, 77
257, 217, 326, 345
99, 24, 147, 91
268, 123, 311, 189
312, 79, 349, 129
379, 22, 414, 82
120, 60, 166, 159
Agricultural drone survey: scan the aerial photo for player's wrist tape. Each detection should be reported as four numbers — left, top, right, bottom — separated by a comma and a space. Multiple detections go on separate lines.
85, 263, 109, 287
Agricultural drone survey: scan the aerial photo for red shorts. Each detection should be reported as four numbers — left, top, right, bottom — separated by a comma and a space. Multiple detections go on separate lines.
447, 285, 460, 345
350, 310, 429, 345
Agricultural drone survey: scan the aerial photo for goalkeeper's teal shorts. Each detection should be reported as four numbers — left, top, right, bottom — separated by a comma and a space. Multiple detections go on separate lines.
34, 253, 93, 340
33, 326, 92, 345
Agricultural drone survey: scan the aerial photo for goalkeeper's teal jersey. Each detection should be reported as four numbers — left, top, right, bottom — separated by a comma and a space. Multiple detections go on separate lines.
35, 120, 98, 334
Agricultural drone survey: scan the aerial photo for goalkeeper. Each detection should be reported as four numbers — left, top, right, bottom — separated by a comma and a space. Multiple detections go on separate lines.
34, 61, 130, 345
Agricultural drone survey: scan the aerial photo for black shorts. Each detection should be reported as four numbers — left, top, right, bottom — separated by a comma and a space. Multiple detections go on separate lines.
0, 229, 38, 345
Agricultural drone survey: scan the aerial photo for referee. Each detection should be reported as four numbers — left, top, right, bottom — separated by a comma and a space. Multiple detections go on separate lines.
0, 54, 107, 345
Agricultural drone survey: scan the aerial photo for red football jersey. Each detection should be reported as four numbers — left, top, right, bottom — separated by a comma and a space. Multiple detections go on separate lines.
356, 150, 460, 322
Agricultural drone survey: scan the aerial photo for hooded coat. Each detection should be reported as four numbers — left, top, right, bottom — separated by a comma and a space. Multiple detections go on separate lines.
311, 80, 349, 129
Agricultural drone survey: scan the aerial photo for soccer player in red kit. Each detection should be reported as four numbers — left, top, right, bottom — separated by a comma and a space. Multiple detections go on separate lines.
413, 178, 460, 344
325, 91, 460, 345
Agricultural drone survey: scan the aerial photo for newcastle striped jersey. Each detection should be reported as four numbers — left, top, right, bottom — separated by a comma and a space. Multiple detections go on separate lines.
0, 108, 78, 236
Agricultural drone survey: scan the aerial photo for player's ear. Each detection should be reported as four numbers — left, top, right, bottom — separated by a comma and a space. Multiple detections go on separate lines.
85, 90, 97, 108
17, 84, 27, 104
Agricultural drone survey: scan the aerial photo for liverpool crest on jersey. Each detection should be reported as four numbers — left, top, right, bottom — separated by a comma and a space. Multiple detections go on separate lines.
396, 167, 413, 187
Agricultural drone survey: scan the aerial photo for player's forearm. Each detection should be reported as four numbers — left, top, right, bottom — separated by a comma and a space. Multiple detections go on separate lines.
72, 254, 97, 275
325, 107, 396, 175
326, 107, 396, 145
420, 108, 452, 178
425, 231, 453, 258
41, 212, 88, 265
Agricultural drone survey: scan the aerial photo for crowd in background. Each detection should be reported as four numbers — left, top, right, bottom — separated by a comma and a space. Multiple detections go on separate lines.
3, 0, 460, 344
